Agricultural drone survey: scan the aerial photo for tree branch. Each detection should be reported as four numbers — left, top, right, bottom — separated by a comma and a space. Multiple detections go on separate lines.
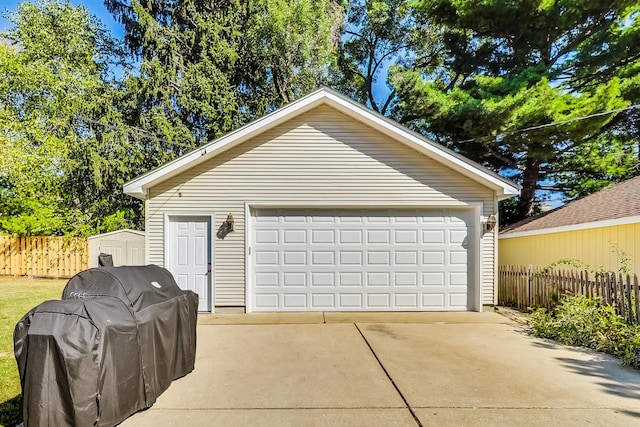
380, 89, 396, 115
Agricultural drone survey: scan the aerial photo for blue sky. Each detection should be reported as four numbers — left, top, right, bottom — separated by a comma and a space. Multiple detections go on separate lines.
1, 0, 124, 38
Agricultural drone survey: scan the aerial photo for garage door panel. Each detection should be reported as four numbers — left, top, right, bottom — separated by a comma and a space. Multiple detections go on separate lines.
339, 230, 362, 244
423, 230, 445, 244
367, 272, 391, 286
449, 293, 468, 308
423, 293, 445, 309
423, 251, 445, 265
421, 212, 445, 222
448, 213, 470, 226
339, 215, 363, 223
339, 293, 363, 308
394, 215, 419, 223
283, 229, 306, 244
339, 272, 363, 286
255, 251, 278, 265
368, 251, 390, 265
340, 251, 362, 265
255, 229, 278, 244
312, 230, 334, 244
311, 215, 335, 223
368, 293, 390, 308
284, 294, 306, 308
367, 230, 391, 244
256, 272, 278, 287
449, 251, 467, 265
255, 294, 278, 309
395, 272, 419, 286
449, 230, 468, 245
395, 251, 418, 265
283, 214, 306, 223
394, 229, 418, 244
395, 293, 418, 308
252, 209, 472, 312
311, 272, 334, 286
282, 251, 306, 265
367, 216, 390, 223
450, 272, 468, 286
422, 272, 445, 286
312, 294, 335, 308
283, 272, 306, 286
312, 251, 334, 265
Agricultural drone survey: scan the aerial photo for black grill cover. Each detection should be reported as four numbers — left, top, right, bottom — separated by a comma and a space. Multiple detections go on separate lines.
14, 265, 198, 427
98, 252, 114, 267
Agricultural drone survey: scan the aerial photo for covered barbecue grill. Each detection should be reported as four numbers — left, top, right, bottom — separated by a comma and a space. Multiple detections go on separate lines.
14, 265, 198, 427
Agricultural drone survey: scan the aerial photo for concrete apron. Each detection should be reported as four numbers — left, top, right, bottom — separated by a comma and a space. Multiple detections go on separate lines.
121, 312, 640, 427
196, 310, 511, 325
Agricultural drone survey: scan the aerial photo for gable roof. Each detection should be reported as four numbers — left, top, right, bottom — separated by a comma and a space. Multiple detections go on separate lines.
88, 229, 145, 240
124, 87, 520, 200
501, 175, 640, 237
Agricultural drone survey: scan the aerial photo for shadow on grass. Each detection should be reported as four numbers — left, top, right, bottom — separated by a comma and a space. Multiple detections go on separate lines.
0, 394, 22, 427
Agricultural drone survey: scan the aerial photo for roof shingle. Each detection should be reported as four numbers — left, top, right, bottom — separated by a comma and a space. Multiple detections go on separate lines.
501, 175, 640, 234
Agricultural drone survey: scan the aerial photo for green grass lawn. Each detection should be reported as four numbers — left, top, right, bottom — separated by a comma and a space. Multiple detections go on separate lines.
0, 276, 66, 427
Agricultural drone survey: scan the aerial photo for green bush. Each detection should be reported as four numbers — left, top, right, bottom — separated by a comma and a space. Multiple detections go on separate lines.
529, 295, 640, 369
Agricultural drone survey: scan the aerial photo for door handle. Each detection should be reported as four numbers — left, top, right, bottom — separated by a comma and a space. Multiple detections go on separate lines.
207, 262, 212, 273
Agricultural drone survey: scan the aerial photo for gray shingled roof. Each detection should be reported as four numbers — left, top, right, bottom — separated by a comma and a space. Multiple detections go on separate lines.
501, 175, 640, 234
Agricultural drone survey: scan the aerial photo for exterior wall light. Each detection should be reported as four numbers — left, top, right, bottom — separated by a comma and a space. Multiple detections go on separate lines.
225, 213, 235, 232
484, 214, 497, 233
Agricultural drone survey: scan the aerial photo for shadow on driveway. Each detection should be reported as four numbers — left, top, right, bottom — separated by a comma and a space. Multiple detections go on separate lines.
555, 356, 640, 401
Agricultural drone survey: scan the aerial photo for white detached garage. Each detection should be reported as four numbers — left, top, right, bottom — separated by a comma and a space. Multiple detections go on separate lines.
124, 88, 519, 313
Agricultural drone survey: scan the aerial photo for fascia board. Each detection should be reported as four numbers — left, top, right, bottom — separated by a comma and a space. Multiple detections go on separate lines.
499, 215, 640, 239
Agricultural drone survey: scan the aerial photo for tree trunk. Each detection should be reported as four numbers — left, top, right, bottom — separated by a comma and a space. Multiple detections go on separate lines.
518, 158, 540, 220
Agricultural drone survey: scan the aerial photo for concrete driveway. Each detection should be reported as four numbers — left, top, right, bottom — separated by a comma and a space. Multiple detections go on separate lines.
121, 311, 640, 426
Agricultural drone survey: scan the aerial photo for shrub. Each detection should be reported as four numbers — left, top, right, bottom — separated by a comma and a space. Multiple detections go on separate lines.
529, 295, 640, 369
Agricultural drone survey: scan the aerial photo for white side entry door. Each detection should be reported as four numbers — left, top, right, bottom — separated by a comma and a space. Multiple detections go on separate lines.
167, 216, 212, 312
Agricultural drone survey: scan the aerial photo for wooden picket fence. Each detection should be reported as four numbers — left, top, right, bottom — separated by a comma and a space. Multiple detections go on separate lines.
0, 235, 88, 278
499, 265, 640, 325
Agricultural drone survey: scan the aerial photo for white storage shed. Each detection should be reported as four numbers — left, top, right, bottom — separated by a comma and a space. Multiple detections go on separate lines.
88, 229, 146, 268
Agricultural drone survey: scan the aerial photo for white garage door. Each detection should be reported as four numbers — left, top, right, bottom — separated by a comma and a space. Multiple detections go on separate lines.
251, 209, 474, 312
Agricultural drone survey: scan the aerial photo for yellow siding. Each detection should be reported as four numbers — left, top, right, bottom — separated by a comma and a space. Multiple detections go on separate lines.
499, 223, 640, 274
147, 105, 498, 306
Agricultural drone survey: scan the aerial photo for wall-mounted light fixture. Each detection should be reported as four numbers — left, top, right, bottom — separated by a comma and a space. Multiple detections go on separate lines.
225, 213, 235, 232
484, 214, 497, 233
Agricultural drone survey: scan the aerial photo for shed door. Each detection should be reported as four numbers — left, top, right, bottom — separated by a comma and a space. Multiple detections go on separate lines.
168, 216, 212, 312
251, 209, 474, 312
100, 239, 145, 266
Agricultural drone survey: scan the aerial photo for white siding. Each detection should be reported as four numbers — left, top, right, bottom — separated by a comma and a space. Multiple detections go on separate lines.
146, 105, 498, 307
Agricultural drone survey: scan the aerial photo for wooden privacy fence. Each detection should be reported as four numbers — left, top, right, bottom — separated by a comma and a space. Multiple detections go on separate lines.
499, 265, 640, 325
0, 235, 88, 278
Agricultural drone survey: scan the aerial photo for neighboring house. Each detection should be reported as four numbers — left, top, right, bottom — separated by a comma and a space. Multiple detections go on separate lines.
124, 88, 519, 313
500, 175, 640, 274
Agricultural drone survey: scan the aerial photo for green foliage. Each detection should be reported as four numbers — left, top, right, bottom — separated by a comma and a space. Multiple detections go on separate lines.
537, 242, 635, 277
107, 0, 344, 144
332, 0, 439, 113
609, 242, 634, 274
538, 258, 606, 276
1, 0, 344, 237
0, 0, 143, 236
2, 0, 640, 233
530, 295, 640, 369
390, 0, 640, 222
